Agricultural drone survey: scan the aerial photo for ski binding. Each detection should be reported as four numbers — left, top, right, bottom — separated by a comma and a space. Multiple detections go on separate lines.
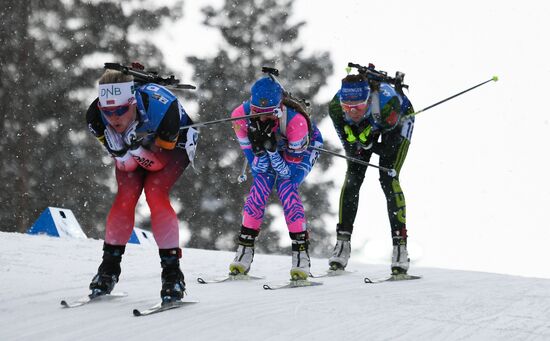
197, 273, 264, 284
60, 291, 128, 308
364, 274, 422, 284
263, 279, 323, 290
133, 299, 199, 317
311, 269, 355, 278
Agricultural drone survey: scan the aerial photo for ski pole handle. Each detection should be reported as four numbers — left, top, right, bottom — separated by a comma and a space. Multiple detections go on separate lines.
237, 159, 248, 183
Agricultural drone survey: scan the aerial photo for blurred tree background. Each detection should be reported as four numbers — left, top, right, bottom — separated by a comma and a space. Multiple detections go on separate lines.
0, 0, 336, 257
0, 0, 183, 235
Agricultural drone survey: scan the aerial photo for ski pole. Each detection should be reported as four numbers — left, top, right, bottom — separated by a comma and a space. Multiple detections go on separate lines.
311, 146, 397, 177
237, 159, 248, 183
179, 111, 275, 131
408, 76, 498, 117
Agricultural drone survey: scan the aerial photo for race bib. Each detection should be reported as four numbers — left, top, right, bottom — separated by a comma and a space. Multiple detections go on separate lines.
400, 116, 414, 141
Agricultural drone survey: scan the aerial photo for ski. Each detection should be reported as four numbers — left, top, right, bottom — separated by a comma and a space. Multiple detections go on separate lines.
133, 300, 199, 317
196, 273, 264, 284
263, 279, 323, 290
364, 274, 422, 284
60, 291, 128, 308
310, 269, 355, 278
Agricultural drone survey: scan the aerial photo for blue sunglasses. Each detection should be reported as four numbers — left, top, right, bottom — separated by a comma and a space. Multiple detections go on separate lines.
98, 104, 131, 117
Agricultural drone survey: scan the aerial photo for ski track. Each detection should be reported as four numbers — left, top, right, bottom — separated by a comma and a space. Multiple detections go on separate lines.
1, 232, 549, 340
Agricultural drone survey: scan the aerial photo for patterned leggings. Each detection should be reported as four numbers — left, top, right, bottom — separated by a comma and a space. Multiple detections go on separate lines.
242, 138, 322, 233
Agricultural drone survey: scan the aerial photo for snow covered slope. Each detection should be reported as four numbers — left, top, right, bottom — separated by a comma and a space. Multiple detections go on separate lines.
1, 232, 549, 340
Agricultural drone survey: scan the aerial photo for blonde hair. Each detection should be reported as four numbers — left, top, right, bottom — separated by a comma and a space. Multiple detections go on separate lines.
98, 69, 134, 84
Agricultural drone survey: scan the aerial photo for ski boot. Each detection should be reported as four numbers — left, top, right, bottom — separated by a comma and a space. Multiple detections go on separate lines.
229, 226, 259, 275
328, 230, 352, 270
290, 231, 311, 280
89, 243, 125, 296
391, 229, 410, 276
160, 248, 186, 303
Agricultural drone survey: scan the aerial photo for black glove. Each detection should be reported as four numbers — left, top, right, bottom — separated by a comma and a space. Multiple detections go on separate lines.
359, 130, 379, 150
263, 131, 277, 153
248, 120, 267, 155
248, 119, 275, 156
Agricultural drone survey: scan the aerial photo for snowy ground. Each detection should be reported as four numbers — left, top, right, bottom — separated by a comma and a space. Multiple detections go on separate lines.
1, 232, 549, 341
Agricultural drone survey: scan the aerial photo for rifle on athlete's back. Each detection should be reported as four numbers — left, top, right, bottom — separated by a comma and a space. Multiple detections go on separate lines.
104, 62, 196, 90
347, 62, 408, 95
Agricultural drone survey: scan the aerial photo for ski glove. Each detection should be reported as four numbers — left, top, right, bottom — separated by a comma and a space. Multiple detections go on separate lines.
248, 119, 275, 156
128, 146, 164, 171
114, 152, 139, 172
104, 125, 127, 157
267, 150, 290, 179
263, 131, 278, 153
122, 121, 142, 150
251, 154, 270, 174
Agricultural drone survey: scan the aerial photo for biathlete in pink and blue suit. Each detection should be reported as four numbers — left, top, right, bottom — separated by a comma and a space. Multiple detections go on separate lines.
228, 76, 323, 280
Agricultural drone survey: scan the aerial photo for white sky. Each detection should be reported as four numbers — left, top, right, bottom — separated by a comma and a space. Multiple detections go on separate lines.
153, 0, 550, 279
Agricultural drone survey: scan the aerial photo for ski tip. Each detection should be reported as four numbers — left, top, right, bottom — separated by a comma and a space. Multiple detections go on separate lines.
364, 274, 422, 284
60, 300, 69, 307
132, 309, 142, 317
492, 75, 499, 82
263, 284, 272, 290
196, 277, 207, 284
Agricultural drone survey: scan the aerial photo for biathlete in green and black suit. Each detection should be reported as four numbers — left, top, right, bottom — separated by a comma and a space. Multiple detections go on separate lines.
327, 73, 414, 275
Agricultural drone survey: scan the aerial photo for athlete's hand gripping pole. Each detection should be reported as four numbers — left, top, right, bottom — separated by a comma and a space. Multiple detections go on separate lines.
237, 158, 248, 183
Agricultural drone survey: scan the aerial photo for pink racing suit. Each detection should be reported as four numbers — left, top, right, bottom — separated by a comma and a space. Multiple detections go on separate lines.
231, 102, 323, 233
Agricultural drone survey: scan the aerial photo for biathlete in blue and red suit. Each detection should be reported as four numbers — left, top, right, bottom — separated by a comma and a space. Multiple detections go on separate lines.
85, 68, 198, 302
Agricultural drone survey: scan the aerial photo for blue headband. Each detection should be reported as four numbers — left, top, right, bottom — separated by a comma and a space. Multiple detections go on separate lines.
340, 81, 370, 102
